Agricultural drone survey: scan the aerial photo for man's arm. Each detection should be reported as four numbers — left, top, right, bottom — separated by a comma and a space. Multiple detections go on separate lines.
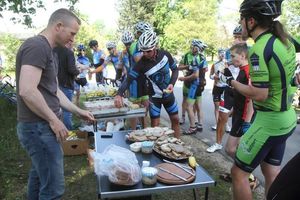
231, 80, 268, 101
57, 87, 94, 122
178, 64, 188, 70
169, 67, 179, 86
19, 65, 68, 142
178, 70, 199, 82
114, 77, 132, 107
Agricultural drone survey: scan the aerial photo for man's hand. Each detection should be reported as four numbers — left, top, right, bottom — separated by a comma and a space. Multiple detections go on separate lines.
114, 95, 124, 108
219, 73, 234, 87
76, 109, 95, 123
49, 118, 69, 143
178, 76, 185, 81
163, 84, 174, 94
166, 84, 174, 92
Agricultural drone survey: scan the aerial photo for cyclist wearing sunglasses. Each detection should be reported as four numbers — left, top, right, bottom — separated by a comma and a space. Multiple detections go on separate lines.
115, 30, 180, 138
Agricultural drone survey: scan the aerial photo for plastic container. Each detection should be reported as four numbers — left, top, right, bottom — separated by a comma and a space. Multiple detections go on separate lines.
141, 167, 158, 185
130, 142, 142, 152
141, 141, 154, 154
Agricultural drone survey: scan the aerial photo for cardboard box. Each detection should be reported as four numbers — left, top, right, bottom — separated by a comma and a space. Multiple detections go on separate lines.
62, 131, 89, 156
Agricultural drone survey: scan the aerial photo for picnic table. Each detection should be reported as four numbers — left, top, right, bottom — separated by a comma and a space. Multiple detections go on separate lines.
94, 131, 216, 200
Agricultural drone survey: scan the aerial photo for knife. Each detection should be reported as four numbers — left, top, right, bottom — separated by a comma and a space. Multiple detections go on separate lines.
163, 159, 195, 176
158, 167, 188, 182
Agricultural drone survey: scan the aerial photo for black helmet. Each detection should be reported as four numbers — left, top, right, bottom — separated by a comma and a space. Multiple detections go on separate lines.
89, 40, 98, 48
240, 0, 283, 18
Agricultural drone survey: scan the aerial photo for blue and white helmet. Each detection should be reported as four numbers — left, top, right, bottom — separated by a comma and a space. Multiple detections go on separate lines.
77, 44, 86, 51
138, 30, 158, 51
192, 39, 207, 51
121, 30, 134, 44
233, 25, 242, 35
106, 41, 116, 49
135, 21, 153, 34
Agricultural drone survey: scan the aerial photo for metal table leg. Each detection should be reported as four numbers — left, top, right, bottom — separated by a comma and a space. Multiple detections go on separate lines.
193, 188, 198, 200
205, 187, 209, 200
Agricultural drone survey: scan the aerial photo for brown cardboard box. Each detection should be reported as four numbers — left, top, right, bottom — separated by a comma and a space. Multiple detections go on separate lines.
62, 131, 89, 156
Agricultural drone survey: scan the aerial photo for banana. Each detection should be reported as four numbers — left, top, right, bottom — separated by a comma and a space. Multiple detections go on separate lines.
188, 156, 199, 168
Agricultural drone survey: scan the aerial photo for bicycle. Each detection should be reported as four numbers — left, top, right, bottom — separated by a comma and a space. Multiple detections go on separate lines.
0, 77, 17, 105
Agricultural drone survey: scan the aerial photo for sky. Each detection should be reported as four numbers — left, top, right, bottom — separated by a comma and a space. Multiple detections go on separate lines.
1, 0, 119, 34
0, 0, 238, 34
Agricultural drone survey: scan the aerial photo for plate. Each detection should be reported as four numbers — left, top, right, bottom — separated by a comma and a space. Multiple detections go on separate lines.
126, 127, 175, 142
153, 138, 193, 161
155, 163, 195, 185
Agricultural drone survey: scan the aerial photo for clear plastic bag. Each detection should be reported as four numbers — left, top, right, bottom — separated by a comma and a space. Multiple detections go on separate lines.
93, 144, 142, 186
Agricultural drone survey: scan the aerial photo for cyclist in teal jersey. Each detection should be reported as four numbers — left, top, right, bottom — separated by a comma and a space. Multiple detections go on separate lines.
194, 42, 208, 132
127, 22, 152, 129
119, 31, 134, 78
219, 0, 297, 199
178, 39, 205, 134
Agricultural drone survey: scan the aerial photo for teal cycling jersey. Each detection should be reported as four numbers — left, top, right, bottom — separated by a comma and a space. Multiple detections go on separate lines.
180, 52, 205, 87
128, 41, 143, 68
249, 32, 296, 111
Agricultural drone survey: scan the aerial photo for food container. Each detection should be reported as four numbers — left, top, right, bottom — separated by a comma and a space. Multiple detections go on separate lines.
141, 141, 154, 154
141, 167, 158, 185
130, 142, 142, 152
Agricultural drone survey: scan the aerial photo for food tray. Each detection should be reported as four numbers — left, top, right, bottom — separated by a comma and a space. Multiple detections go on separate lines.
126, 127, 175, 142
92, 107, 146, 119
153, 137, 193, 161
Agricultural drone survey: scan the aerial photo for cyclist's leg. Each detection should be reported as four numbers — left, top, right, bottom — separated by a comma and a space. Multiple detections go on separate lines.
163, 94, 180, 138
149, 97, 162, 128
180, 85, 189, 124
186, 84, 197, 129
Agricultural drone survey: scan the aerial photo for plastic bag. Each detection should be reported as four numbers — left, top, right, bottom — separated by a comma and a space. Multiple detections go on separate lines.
93, 144, 142, 186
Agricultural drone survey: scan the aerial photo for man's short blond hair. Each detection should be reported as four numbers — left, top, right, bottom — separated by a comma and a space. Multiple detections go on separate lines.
48, 8, 81, 27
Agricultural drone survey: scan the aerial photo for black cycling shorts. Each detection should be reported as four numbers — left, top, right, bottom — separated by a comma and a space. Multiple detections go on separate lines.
212, 86, 225, 102
149, 93, 178, 119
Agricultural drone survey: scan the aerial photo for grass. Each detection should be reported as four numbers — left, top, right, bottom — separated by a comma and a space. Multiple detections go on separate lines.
0, 94, 264, 200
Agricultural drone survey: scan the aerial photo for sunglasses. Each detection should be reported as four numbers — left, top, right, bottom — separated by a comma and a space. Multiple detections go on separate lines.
107, 48, 113, 51
142, 49, 153, 53
124, 42, 132, 46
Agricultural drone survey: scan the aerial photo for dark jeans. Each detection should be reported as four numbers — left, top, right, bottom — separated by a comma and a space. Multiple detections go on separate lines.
60, 87, 74, 130
17, 121, 64, 200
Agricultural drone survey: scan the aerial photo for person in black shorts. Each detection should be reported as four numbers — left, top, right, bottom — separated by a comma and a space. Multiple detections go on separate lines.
114, 31, 180, 138
221, 43, 253, 158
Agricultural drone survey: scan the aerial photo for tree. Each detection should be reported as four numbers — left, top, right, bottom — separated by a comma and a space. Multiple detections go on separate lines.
281, 0, 300, 37
117, 0, 159, 32
0, 0, 78, 27
159, 0, 219, 56
0, 34, 22, 71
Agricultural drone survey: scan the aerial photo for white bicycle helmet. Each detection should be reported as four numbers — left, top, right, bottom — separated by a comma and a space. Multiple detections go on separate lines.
106, 41, 116, 49
192, 39, 207, 51
135, 21, 153, 34
218, 48, 226, 56
138, 30, 158, 51
121, 30, 134, 44
233, 25, 242, 35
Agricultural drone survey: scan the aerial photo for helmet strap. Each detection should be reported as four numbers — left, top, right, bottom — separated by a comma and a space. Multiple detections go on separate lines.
245, 17, 258, 38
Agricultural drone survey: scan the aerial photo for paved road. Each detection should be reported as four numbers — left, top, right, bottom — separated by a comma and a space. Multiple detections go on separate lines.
160, 72, 300, 183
